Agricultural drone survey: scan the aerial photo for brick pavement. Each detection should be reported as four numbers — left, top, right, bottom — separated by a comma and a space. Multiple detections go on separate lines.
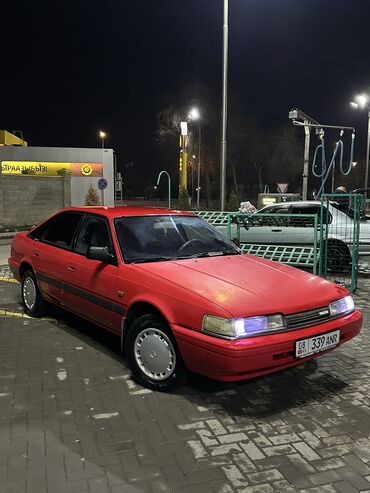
0, 269, 370, 492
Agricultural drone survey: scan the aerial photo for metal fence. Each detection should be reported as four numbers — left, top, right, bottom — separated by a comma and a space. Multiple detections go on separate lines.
318, 193, 362, 292
196, 211, 319, 274
197, 197, 362, 293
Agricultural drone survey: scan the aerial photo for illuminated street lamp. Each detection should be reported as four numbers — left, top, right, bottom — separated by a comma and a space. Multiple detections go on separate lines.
99, 130, 106, 149
350, 95, 370, 189
188, 107, 201, 209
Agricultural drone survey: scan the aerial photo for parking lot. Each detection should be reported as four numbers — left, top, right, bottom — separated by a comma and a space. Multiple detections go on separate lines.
1, 252, 370, 493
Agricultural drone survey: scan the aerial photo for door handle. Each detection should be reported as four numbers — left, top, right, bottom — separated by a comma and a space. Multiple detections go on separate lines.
271, 229, 282, 232
67, 266, 76, 272
33, 251, 39, 257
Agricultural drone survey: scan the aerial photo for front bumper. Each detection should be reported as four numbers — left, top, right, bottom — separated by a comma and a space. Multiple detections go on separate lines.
172, 310, 363, 382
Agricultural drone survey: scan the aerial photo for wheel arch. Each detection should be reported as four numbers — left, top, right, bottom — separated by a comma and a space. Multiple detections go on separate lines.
121, 301, 170, 352
19, 261, 34, 279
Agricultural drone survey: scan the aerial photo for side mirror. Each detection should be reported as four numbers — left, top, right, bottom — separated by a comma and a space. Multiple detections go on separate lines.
86, 246, 114, 263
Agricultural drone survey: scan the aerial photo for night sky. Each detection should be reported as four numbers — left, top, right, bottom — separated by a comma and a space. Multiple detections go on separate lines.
2, 0, 370, 193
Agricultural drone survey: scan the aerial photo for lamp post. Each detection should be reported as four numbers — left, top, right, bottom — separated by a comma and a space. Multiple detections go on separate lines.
350, 95, 370, 189
99, 130, 106, 149
188, 107, 201, 209
156, 170, 172, 209
220, 0, 229, 211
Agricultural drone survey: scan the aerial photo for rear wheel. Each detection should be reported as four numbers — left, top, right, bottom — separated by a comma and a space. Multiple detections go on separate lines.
125, 314, 186, 392
326, 241, 351, 272
21, 269, 45, 317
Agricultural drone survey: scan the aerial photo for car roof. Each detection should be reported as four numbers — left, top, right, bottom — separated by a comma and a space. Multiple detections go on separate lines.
61, 206, 196, 218
262, 201, 325, 207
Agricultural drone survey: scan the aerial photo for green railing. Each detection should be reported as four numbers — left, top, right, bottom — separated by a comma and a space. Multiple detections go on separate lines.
227, 212, 319, 274
195, 211, 319, 274
196, 198, 361, 292
319, 194, 361, 292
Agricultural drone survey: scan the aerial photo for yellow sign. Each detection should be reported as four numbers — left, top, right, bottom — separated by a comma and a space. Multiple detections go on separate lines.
1, 161, 103, 177
81, 164, 93, 176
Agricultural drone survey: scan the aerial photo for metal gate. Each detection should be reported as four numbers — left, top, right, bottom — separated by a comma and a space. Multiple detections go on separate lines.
319, 194, 361, 292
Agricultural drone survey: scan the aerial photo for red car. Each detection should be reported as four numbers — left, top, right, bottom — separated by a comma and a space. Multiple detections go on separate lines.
9, 206, 362, 391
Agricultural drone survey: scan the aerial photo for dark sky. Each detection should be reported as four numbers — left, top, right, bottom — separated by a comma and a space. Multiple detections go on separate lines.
2, 0, 370, 190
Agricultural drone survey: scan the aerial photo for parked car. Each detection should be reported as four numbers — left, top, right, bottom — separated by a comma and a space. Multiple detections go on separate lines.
9, 206, 362, 391
218, 201, 370, 270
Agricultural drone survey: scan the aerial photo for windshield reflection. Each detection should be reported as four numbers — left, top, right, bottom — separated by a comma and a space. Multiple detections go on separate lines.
114, 215, 240, 263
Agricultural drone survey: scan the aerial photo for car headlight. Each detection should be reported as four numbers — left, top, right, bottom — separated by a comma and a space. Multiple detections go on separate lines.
329, 295, 355, 317
202, 314, 287, 339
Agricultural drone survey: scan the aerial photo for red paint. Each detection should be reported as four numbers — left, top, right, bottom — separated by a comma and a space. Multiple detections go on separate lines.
9, 206, 363, 382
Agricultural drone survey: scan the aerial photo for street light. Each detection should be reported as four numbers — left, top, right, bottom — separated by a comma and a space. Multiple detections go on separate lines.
99, 130, 106, 149
220, 0, 229, 211
188, 107, 201, 209
350, 95, 370, 189
156, 170, 172, 209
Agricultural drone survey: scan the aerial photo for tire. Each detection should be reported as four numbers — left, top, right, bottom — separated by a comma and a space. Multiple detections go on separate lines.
326, 241, 351, 273
125, 314, 186, 392
21, 269, 45, 317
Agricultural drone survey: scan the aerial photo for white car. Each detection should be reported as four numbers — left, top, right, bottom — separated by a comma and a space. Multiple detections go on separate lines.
220, 201, 370, 269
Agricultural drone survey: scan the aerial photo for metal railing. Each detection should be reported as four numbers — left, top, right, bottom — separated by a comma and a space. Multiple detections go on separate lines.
319, 194, 361, 292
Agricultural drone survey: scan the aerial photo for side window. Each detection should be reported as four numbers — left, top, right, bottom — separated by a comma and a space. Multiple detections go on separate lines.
291, 205, 331, 225
37, 212, 83, 249
252, 205, 290, 227
262, 206, 290, 214
74, 216, 114, 256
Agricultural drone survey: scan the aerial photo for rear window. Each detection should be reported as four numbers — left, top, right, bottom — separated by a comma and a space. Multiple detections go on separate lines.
30, 212, 83, 250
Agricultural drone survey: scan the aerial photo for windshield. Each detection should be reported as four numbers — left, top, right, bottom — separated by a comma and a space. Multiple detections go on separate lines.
114, 215, 240, 263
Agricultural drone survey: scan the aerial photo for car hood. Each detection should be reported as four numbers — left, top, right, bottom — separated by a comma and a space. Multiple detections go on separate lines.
133, 254, 348, 317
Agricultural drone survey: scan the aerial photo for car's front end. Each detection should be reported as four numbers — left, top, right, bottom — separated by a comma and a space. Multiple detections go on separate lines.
172, 294, 362, 381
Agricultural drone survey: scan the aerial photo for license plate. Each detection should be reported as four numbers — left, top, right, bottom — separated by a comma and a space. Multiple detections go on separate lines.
295, 330, 340, 358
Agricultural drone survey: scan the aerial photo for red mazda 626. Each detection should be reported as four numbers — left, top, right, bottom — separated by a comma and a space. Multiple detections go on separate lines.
9, 207, 362, 391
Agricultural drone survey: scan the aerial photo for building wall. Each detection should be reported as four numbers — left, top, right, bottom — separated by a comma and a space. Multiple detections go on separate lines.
0, 174, 71, 228
0, 146, 114, 206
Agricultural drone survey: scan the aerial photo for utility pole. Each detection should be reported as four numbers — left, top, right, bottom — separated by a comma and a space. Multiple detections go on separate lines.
220, 0, 228, 211
179, 122, 188, 197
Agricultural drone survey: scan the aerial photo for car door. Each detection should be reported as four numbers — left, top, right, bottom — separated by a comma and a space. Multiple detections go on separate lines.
62, 214, 122, 333
239, 204, 290, 245
287, 204, 324, 246
29, 211, 84, 304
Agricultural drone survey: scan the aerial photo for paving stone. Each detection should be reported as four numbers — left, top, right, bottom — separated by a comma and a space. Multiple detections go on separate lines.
1, 273, 370, 493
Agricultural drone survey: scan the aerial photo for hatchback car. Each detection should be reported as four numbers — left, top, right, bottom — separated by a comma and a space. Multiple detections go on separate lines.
9, 207, 362, 391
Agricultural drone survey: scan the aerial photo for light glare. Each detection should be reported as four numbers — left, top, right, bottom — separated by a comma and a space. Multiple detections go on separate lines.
355, 94, 368, 109
189, 107, 200, 120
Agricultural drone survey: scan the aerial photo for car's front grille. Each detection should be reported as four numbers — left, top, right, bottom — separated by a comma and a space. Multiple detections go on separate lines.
286, 306, 332, 330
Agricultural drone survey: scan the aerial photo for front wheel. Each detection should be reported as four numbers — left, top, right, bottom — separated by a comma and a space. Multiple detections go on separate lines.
21, 269, 46, 317
125, 314, 186, 392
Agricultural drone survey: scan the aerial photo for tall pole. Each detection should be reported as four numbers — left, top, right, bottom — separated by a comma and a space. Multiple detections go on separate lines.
179, 123, 188, 197
365, 109, 370, 190
197, 124, 201, 209
302, 119, 310, 200
220, 0, 228, 211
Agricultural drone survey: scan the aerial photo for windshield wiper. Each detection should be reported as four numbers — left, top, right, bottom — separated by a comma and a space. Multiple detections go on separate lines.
177, 250, 240, 259
130, 250, 240, 263
129, 256, 177, 264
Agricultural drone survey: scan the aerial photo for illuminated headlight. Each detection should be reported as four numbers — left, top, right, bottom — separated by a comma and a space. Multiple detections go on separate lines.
202, 314, 287, 339
329, 295, 355, 317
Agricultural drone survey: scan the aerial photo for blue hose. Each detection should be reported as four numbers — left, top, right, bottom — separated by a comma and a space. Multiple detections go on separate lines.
312, 131, 355, 198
